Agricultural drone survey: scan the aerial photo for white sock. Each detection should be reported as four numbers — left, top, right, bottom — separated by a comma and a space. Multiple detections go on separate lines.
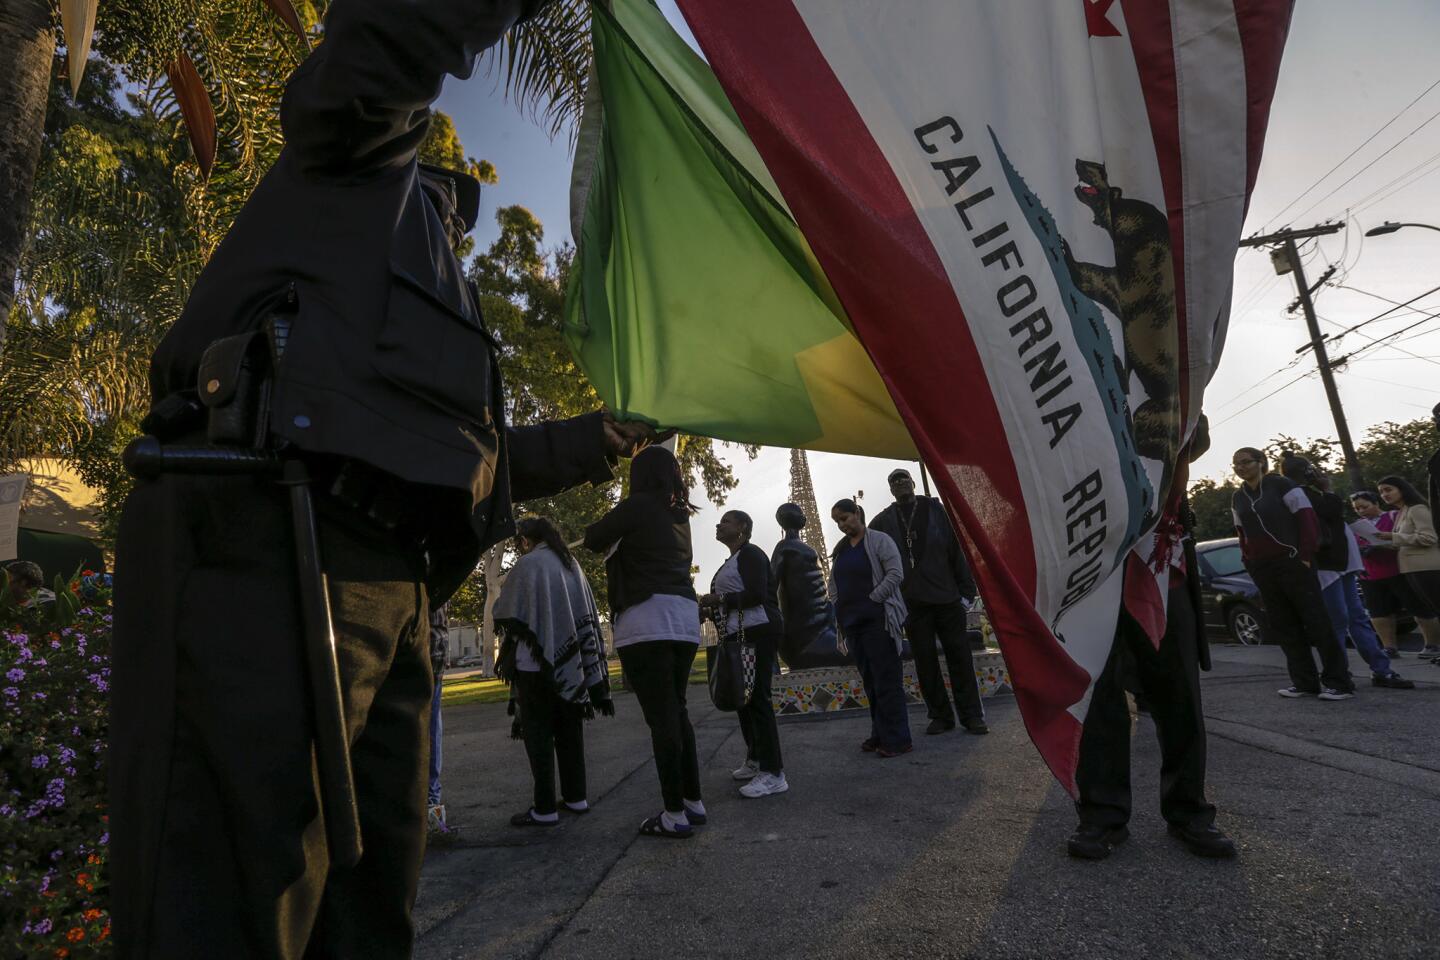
661, 810, 690, 831
683, 799, 707, 817
565, 800, 590, 812
531, 808, 558, 823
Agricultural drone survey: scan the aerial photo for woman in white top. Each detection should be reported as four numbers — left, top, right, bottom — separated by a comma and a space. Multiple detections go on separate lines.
700, 510, 787, 799
583, 447, 705, 838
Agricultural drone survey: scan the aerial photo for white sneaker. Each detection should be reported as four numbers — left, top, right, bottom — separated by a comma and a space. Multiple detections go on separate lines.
739, 772, 789, 799
1318, 688, 1355, 701
732, 759, 759, 781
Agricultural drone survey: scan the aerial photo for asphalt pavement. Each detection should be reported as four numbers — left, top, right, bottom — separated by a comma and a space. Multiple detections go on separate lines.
414, 643, 1440, 960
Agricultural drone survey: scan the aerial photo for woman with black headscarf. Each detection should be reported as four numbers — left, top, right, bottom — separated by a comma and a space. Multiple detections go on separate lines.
584, 446, 704, 838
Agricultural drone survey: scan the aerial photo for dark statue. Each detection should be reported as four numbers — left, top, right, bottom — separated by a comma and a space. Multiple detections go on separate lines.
770, 503, 850, 669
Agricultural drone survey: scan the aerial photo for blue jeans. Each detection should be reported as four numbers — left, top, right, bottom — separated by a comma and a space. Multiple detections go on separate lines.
428, 678, 443, 805
1322, 573, 1393, 677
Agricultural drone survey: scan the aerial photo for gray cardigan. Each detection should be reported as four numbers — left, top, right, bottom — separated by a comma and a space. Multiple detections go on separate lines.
828, 527, 909, 653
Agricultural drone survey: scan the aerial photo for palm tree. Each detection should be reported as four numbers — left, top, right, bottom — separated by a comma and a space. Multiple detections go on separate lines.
0, 0, 55, 354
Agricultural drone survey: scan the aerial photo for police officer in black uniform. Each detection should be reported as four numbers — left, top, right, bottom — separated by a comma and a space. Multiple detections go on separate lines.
109, 1, 658, 956
1067, 419, 1236, 861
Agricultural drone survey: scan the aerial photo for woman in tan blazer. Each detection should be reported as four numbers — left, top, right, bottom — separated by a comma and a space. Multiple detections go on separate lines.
1376, 475, 1440, 656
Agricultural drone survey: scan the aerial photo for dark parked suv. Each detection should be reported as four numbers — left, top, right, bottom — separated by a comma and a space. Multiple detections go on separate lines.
1195, 538, 1268, 645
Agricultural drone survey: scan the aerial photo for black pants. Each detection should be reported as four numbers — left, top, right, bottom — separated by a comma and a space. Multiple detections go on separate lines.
1249, 556, 1354, 693
513, 671, 587, 815
617, 640, 702, 812
736, 630, 784, 774
847, 619, 912, 751
907, 600, 984, 725
1075, 586, 1215, 830
111, 473, 431, 959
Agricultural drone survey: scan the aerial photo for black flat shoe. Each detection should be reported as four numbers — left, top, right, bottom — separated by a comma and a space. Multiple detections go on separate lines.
1066, 823, 1128, 860
925, 718, 956, 735
511, 809, 559, 827
962, 720, 989, 735
1167, 822, 1237, 859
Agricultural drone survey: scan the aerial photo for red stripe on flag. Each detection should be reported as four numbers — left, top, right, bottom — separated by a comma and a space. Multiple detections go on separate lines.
1118, 0, 1188, 431
676, 0, 1091, 791
1233, 0, 1296, 205
1117, 0, 1189, 641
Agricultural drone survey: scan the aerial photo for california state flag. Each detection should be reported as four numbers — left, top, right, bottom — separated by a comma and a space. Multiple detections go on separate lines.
573, 0, 1296, 794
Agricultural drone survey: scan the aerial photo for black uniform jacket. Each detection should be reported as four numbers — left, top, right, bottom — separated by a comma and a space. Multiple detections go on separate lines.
869, 496, 977, 607
148, 0, 600, 600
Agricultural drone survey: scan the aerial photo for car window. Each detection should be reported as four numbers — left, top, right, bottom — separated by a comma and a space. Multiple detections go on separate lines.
1201, 544, 1245, 577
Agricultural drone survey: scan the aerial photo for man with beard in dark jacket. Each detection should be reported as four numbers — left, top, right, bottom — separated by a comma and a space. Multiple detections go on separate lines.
109, 2, 660, 956
869, 468, 986, 735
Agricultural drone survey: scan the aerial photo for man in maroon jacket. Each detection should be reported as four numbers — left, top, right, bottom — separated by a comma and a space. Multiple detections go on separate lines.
1230, 447, 1355, 699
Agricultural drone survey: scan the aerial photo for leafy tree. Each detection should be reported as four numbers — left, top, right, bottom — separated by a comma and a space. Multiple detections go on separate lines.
457, 203, 753, 623
1190, 417, 1439, 537
1356, 419, 1435, 491
1186, 477, 1240, 542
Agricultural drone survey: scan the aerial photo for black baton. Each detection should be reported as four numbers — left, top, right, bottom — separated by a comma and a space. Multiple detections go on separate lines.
123, 438, 364, 866
282, 459, 363, 868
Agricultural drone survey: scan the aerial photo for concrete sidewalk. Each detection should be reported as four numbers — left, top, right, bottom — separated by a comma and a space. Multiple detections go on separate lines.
415, 645, 1440, 960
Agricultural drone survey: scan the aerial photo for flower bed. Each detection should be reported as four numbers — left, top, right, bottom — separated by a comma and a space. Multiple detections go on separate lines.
1, 573, 112, 958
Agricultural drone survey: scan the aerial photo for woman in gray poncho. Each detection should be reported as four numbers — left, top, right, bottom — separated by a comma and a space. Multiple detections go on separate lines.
494, 516, 613, 826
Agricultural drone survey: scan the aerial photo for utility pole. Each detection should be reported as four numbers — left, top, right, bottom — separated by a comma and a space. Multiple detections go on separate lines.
1238, 222, 1365, 490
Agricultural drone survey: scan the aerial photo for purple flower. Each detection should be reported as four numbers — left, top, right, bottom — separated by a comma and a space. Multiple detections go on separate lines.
5, 667, 23, 682
31, 755, 49, 768
31, 691, 46, 701
99, 831, 109, 845
0, 804, 13, 816
2, 687, 16, 699
49, 639, 61, 649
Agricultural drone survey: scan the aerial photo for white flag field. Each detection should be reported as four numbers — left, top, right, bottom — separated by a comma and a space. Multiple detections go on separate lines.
576, 0, 1295, 790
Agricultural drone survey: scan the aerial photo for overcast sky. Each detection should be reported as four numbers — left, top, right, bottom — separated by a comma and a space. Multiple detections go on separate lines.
437, 0, 1440, 587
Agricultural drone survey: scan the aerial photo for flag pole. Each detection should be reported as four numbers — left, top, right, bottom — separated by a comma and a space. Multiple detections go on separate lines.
918, 461, 932, 497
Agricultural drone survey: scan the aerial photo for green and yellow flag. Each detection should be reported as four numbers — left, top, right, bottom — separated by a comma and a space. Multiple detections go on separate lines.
564, 0, 915, 459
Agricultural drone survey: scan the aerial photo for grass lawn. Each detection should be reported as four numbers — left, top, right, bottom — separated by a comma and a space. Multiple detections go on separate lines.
440, 654, 709, 707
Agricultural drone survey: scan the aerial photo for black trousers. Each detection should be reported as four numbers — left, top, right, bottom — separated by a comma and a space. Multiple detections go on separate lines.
1249, 556, 1354, 693
617, 640, 702, 812
847, 619, 912, 751
513, 671, 587, 815
111, 473, 432, 959
1075, 587, 1215, 830
736, 629, 784, 774
907, 600, 985, 724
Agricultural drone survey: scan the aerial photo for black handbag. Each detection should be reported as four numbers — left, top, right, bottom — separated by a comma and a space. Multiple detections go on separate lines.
706, 605, 756, 712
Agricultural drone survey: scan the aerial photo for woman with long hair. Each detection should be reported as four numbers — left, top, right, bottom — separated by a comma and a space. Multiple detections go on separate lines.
494, 516, 612, 827
583, 446, 705, 838
828, 498, 912, 757
1350, 490, 1440, 657
1374, 475, 1440, 657
700, 509, 787, 798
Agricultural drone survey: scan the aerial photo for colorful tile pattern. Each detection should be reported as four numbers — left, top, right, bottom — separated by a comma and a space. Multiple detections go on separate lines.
773, 651, 1011, 716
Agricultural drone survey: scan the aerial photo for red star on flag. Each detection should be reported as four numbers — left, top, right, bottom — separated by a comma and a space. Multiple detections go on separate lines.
1084, 0, 1123, 37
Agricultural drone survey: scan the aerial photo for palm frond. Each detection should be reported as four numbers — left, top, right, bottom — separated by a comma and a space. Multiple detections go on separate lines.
488, 0, 592, 142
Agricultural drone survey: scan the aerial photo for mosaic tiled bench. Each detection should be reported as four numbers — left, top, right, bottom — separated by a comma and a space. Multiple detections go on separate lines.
773, 651, 1011, 716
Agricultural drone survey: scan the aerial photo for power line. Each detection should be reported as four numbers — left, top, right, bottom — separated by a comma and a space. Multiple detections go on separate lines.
1334, 308, 1440, 365
1348, 147, 1440, 213
1261, 75, 1440, 230
1212, 370, 1314, 427
1289, 104, 1440, 224
1318, 313, 1440, 368
1320, 283, 1440, 343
